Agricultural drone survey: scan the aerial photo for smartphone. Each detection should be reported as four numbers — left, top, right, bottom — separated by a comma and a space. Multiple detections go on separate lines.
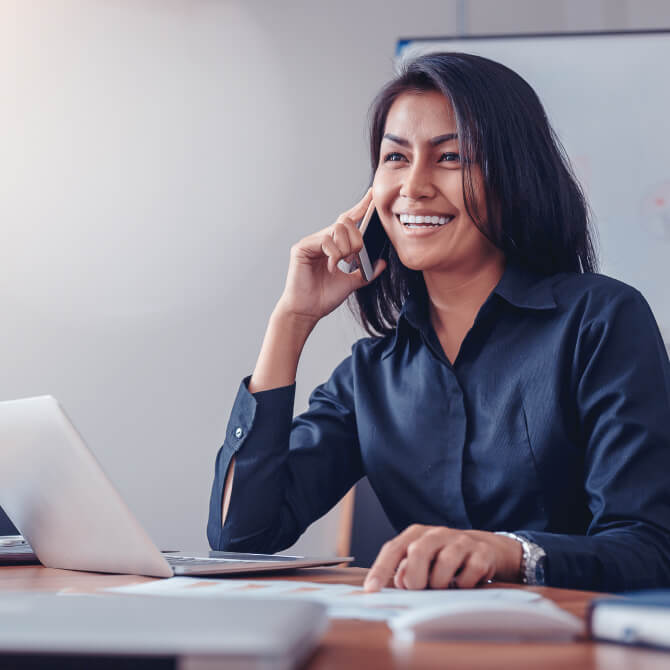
339, 200, 388, 282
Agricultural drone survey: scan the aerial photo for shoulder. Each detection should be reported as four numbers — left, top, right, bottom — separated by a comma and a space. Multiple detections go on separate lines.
326, 332, 398, 382
549, 271, 649, 320
350, 332, 398, 364
318, 332, 397, 385
551, 271, 641, 302
546, 273, 664, 358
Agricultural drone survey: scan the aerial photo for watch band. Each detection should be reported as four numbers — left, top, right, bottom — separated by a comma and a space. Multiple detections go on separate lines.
495, 531, 546, 586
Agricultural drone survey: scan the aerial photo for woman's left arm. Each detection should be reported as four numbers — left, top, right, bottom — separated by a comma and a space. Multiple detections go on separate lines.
365, 287, 670, 593
514, 287, 670, 592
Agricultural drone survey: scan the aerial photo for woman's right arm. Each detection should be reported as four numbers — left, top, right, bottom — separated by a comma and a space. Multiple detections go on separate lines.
220, 308, 315, 525
209, 190, 386, 549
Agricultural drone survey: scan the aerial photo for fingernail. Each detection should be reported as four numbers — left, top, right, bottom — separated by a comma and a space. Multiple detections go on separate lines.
364, 576, 380, 592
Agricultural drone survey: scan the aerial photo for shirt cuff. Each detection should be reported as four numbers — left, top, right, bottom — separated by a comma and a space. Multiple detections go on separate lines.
207, 376, 296, 550
224, 376, 296, 457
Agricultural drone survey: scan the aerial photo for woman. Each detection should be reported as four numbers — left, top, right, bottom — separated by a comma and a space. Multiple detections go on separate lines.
207, 53, 670, 592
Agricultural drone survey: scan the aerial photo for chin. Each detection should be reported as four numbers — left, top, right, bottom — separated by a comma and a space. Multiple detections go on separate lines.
394, 252, 434, 272
396, 249, 463, 275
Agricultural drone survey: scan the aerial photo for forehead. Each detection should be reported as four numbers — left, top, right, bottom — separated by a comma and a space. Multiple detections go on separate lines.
384, 90, 457, 139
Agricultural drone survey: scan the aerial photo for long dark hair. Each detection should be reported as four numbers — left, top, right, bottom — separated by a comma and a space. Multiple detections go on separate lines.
352, 52, 598, 337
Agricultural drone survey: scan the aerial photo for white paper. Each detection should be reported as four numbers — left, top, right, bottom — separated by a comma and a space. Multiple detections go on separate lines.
107, 578, 541, 622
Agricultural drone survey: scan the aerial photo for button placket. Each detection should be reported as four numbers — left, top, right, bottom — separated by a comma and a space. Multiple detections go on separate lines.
440, 368, 472, 528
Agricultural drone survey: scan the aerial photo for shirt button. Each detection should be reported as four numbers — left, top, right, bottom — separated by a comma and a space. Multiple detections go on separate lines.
234, 427, 244, 439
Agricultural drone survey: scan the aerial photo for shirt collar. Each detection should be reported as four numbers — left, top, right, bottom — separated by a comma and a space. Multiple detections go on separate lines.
492, 261, 558, 311
382, 262, 558, 359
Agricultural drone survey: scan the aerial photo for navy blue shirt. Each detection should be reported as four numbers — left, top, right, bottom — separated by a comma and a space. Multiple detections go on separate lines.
208, 263, 670, 592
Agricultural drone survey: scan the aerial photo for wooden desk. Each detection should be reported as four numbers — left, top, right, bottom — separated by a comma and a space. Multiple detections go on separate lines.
1, 565, 669, 669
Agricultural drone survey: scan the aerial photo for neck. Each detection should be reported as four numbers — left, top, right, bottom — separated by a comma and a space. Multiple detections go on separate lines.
424, 252, 506, 333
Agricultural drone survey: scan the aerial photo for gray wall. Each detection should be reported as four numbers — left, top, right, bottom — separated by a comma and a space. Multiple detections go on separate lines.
2, 0, 669, 555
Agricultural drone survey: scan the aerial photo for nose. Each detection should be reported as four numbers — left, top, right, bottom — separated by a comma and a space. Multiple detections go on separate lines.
399, 161, 435, 200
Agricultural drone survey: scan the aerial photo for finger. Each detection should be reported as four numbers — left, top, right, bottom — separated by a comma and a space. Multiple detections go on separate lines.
297, 191, 371, 259
402, 530, 451, 590
331, 223, 353, 259
452, 547, 495, 589
364, 541, 404, 592
364, 525, 424, 592
294, 227, 342, 260
348, 220, 365, 253
320, 234, 346, 274
394, 558, 408, 589
428, 542, 471, 589
333, 214, 365, 256
342, 187, 373, 222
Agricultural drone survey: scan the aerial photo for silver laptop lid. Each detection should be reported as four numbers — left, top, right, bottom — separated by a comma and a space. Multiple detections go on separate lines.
0, 593, 328, 669
0, 396, 172, 577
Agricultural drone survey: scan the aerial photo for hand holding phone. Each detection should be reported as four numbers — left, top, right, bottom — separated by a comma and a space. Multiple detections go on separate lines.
338, 200, 388, 282
276, 190, 387, 330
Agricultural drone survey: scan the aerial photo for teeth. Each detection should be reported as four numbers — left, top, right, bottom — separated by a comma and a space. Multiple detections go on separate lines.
398, 214, 453, 226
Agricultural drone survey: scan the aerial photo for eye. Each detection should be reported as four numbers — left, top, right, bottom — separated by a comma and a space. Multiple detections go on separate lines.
383, 152, 407, 163
439, 152, 460, 163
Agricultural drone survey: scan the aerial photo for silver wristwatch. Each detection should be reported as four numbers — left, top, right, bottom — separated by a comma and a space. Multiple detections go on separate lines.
495, 532, 546, 585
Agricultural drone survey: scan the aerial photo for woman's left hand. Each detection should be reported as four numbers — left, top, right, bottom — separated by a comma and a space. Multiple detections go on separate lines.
363, 525, 523, 592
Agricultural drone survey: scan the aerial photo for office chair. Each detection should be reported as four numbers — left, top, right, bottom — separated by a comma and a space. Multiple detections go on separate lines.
343, 477, 397, 568
0, 507, 18, 535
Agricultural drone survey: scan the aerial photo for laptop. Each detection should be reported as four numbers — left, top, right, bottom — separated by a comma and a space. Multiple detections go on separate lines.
0, 593, 327, 669
0, 396, 351, 577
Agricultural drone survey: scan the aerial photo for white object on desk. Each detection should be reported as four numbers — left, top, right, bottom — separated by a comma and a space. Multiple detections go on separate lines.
389, 598, 584, 642
0, 593, 327, 670
108, 577, 543, 622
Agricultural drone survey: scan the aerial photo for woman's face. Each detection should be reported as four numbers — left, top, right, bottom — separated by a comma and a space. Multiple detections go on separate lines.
372, 90, 500, 274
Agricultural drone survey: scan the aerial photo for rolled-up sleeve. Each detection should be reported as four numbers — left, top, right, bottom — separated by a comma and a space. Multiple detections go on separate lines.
519, 288, 670, 591
207, 355, 364, 553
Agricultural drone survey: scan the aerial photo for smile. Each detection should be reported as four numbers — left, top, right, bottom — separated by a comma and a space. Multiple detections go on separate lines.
397, 213, 454, 228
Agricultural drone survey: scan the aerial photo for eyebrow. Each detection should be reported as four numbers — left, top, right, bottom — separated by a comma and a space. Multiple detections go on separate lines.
382, 132, 458, 147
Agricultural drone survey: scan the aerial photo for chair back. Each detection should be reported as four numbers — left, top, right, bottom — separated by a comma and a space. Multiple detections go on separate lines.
348, 477, 396, 568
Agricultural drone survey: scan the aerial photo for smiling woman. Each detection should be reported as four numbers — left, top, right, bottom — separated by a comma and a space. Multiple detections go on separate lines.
207, 53, 670, 594
354, 52, 596, 338
377, 95, 490, 266
366, 89, 507, 364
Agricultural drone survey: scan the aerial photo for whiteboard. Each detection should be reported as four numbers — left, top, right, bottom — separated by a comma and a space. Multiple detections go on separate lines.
397, 31, 670, 351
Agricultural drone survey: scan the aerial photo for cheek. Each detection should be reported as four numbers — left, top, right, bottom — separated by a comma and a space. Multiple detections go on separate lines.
461, 168, 488, 221
372, 176, 395, 226
371, 171, 386, 205
372, 169, 399, 212
439, 171, 466, 205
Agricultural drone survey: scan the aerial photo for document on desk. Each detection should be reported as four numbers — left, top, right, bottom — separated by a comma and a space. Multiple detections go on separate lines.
107, 577, 541, 621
